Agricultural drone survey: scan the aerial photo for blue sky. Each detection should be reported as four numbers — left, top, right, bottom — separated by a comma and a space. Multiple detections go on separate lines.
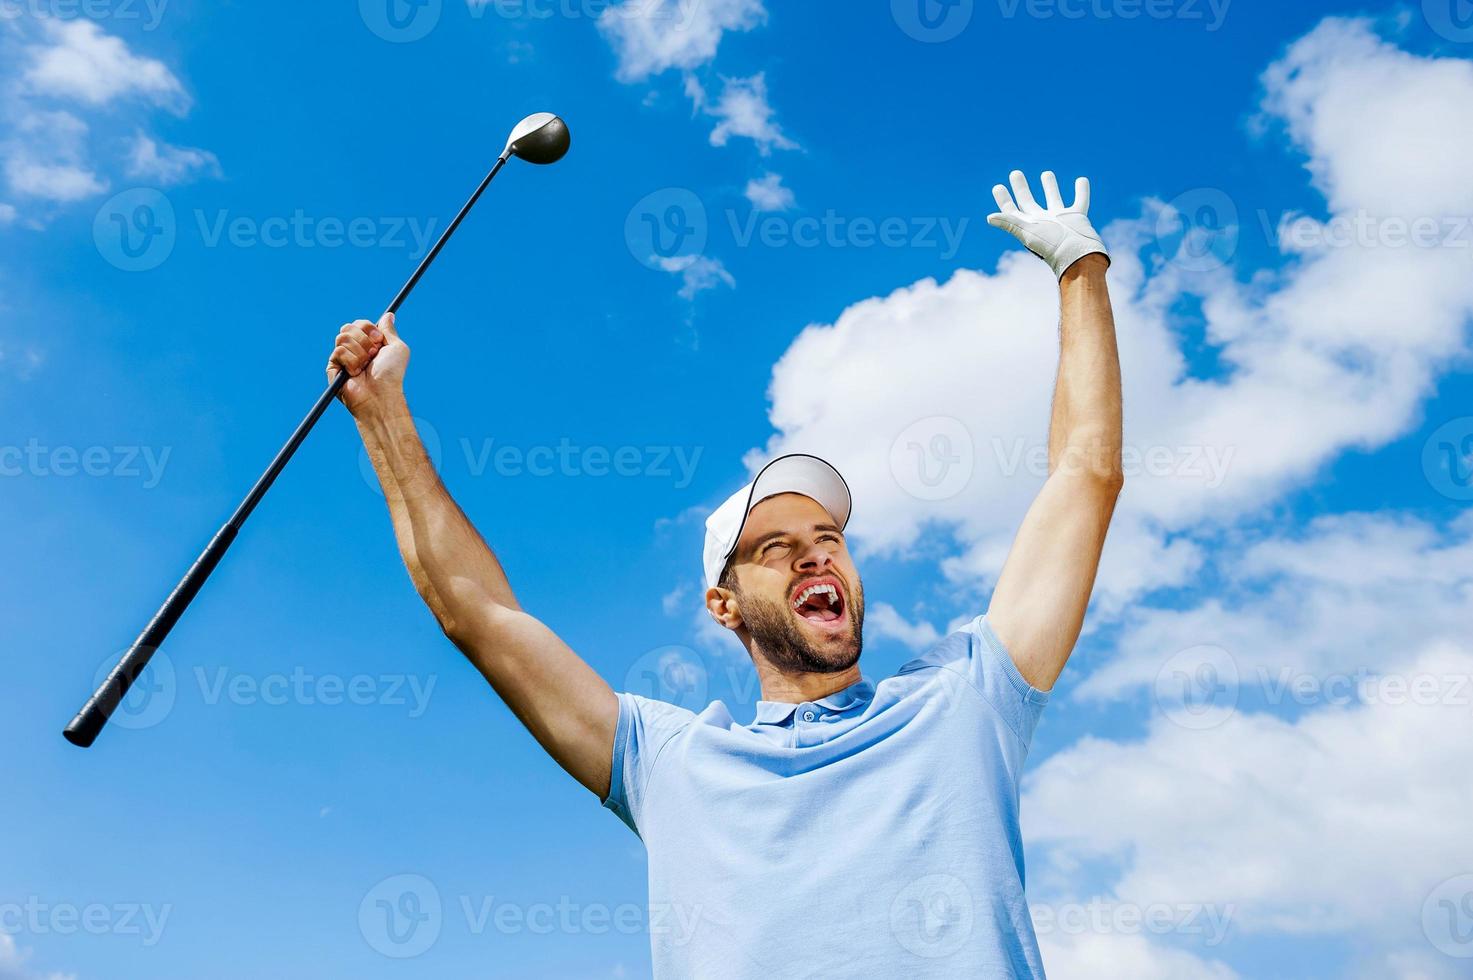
4, 1, 1473, 977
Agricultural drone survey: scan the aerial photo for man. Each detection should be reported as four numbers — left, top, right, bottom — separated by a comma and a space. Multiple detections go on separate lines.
329, 170, 1121, 978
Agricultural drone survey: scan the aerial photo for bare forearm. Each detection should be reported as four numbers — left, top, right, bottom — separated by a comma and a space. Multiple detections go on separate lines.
330, 314, 617, 797
1049, 254, 1123, 483
351, 394, 429, 594
355, 393, 521, 633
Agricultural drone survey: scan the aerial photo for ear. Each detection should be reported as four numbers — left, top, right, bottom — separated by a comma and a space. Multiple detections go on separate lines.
704, 586, 743, 631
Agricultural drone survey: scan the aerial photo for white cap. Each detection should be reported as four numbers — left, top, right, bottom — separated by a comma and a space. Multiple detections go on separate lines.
703, 454, 852, 590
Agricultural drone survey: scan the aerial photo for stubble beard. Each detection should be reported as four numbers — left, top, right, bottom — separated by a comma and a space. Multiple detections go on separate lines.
739, 581, 865, 676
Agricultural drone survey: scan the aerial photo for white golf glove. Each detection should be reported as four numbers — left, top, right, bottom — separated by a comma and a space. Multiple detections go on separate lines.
987, 170, 1109, 279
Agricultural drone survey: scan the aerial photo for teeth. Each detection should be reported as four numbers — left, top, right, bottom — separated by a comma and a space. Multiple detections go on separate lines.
792, 583, 839, 610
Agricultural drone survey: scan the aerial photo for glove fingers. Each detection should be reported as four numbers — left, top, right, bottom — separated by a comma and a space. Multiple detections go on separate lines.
987, 212, 1018, 233
1073, 176, 1091, 213
1041, 171, 1065, 211
991, 184, 1018, 214
1009, 170, 1041, 213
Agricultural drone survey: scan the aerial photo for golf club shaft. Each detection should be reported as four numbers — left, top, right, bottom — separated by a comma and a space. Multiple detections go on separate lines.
63, 154, 511, 749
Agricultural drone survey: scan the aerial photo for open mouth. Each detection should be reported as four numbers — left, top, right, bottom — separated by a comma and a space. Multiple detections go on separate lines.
790, 576, 847, 628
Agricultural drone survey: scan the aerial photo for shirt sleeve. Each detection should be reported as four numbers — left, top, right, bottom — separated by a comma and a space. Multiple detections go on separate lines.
900, 615, 1051, 749
602, 692, 697, 836
965, 615, 1050, 748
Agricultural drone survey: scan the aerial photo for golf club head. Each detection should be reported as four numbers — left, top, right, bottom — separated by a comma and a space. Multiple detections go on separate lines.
502, 113, 570, 165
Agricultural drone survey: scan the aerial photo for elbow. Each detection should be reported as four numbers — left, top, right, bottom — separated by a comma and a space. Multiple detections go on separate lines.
438, 608, 494, 653
414, 581, 484, 647
1089, 449, 1125, 497
1066, 461, 1123, 500
432, 582, 514, 649
437, 611, 471, 647
424, 595, 469, 646
1055, 428, 1125, 494
433, 595, 486, 648
1092, 447, 1125, 495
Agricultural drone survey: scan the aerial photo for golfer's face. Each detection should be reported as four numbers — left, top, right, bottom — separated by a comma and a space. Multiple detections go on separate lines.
733, 493, 861, 648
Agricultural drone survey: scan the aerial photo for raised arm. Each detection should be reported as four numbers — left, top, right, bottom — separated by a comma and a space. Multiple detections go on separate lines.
328, 313, 618, 796
984, 172, 1123, 691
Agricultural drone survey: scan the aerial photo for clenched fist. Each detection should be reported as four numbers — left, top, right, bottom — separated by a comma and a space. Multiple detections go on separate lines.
327, 311, 410, 416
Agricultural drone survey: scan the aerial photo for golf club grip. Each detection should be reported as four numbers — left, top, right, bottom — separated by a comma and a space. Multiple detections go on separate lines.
64, 524, 239, 747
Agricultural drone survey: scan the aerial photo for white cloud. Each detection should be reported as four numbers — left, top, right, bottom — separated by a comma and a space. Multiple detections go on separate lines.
682, 70, 706, 108
7, 165, 104, 202
597, 0, 794, 181
867, 602, 942, 652
1360, 949, 1466, 980
24, 18, 187, 112
1025, 640, 1473, 956
746, 18, 1473, 612
2, 21, 210, 212
596, 0, 766, 82
1038, 931, 1240, 980
703, 73, 794, 155
0, 202, 17, 224
1019, 508, 1473, 978
125, 131, 220, 184
3, 110, 107, 201
657, 253, 735, 300
661, 581, 691, 615
744, 171, 793, 211
1078, 511, 1473, 701
1259, 17, 1473, 220
0, 934, 73, 980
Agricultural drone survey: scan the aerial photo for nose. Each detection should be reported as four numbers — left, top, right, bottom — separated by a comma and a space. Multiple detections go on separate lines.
794, 542, 834, 573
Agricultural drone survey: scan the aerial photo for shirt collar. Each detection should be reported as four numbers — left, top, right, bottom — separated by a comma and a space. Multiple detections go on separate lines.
753, 678, 875, 726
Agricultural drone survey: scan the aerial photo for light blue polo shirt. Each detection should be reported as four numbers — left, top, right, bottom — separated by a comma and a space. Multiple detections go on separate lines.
603, 615, 1050, 979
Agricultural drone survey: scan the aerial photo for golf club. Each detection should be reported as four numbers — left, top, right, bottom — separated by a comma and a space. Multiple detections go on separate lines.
62, 112, 571, 749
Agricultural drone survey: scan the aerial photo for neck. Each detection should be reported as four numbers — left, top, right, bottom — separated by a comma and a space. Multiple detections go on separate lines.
753, 659, 864, 704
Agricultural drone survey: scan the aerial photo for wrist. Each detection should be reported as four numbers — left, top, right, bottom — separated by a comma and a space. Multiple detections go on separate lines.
351, 388, 411, 432
1059, 251, 1110, 286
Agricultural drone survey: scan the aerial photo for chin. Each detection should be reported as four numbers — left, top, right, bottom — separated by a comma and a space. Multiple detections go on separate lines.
795, 616, 862, 667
